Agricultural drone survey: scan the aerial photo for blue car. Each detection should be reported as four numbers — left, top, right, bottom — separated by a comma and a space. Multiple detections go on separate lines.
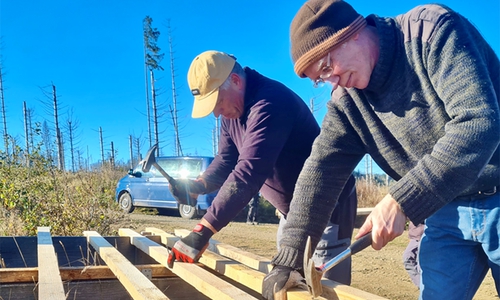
115, 156, 217, 219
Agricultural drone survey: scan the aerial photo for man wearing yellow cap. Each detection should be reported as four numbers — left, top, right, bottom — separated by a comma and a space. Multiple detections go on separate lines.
166, 50, 358, 285
263, 0, 499, 299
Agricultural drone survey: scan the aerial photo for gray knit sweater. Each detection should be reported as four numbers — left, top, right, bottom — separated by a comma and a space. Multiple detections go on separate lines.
272, 4, 499, 269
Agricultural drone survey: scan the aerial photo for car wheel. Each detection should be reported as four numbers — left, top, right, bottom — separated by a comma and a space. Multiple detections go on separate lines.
119, 192, 134, 213
179, 204, 197, 219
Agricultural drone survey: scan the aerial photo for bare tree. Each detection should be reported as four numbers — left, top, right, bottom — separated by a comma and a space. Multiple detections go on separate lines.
99, 126, 105, 166
143, 16, 164, 152
110, 141, 115, 168
166, 20, 183, 156
0, 40, 9, 157
41, 120, 54, 163
65, 110, 81, 172
39, 83, 65, 170
129, 135, 134, 168
135, 136, 142, 162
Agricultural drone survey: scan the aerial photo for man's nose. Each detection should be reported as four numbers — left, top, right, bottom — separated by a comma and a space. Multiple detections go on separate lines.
213, 108, 221, 118
325, 75, 340, 90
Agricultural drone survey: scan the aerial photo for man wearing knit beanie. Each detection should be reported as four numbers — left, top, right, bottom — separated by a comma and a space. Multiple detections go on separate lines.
262, 0, 499, 299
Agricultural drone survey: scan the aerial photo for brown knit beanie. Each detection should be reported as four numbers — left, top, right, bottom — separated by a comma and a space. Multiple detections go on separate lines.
290, 0, 367, 77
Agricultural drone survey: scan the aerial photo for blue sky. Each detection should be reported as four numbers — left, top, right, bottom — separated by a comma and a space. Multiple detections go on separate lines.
1, 0, 499, 173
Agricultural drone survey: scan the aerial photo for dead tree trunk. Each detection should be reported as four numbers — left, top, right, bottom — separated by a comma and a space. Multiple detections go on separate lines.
23, 102, 29, 165
150, 70, 159, 157
135, 137, 142, 162
52, 84, 64, 170
167, 20, 182, 156
0, 65, 8, 157
110, 141, 115, 168
99, 127, 104, 166
68, 121, 75, 172
129, 135, 134, 168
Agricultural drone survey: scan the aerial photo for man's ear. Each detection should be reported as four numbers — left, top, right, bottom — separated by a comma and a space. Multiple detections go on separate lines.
230, 73, 242, 90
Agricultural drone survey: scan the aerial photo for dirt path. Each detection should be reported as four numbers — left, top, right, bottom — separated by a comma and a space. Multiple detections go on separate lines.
120, 212, 497, 300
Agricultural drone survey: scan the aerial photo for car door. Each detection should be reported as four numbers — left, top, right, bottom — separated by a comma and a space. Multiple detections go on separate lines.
127, 162, 154, 205
146, 164, 174, 208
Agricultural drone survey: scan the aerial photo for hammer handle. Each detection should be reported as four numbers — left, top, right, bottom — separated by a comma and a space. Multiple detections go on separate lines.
350, 232, 372, 255
153, 162, 176, 185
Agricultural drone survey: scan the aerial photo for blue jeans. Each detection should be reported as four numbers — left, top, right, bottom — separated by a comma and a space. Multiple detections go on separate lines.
419, 193, 500, 299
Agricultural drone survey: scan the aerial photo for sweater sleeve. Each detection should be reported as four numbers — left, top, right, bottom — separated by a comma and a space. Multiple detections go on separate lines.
390, 9, 500, 224
200, 122, 240, 192
271, 99, 365, 269
203, 100, 297, 231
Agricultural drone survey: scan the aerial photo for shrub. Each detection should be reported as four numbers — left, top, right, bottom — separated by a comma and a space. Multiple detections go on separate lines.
0, 147, 127, 236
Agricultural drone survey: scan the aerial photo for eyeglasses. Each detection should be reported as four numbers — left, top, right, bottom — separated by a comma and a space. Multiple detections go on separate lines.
312, 52, 333, 88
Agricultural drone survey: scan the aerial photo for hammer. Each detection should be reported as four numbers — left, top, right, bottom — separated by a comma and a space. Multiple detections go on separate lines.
141, 143, 198, 207
303, 233, 372, 297
142, 143, 176, 184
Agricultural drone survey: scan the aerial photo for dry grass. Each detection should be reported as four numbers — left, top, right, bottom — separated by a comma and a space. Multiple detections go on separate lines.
356, 178, 388, 207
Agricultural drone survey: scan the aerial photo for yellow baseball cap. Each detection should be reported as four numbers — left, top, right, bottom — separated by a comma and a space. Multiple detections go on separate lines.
188, 51, 236, 118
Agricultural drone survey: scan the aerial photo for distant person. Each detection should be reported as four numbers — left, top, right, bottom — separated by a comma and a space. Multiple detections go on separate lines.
247, 193, 260, 225
166, 50, 358, 285
262, 0, 499, 299
403, 221, 424, 288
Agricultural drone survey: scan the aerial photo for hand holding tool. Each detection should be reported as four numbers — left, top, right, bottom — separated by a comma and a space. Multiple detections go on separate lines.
304, 233, 372, 297
142, 143, 176, 183
167, 223, 213, 268
142, 143, 199, 206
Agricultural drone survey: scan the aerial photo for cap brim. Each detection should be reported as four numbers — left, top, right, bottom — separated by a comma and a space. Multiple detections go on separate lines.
191, 88, 219, 118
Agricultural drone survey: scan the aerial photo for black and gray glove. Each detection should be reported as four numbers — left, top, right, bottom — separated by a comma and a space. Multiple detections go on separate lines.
167, 224, 213, 268
262, 265, 307, 300
168, 179, 206, 206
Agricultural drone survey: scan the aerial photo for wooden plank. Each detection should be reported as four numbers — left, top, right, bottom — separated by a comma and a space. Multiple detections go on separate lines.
84, 231, 169, 300
196, 246, 330, 300
173, 228, 272, 273
37, 226, 66, 300
171, 228, 386, 300
149, 228, 331, 299
144, 227, 180, 248
119, 228, 258, 300
320, 279, 387, 300
0, 264, 174, 283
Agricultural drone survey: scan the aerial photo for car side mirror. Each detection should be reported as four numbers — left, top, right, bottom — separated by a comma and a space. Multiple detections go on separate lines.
127, 169, 134, 175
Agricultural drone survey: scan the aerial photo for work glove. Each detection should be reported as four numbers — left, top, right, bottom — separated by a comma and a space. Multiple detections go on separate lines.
168, 179, 206, 206
167, 224, 213, 268
262, 265, 307, 300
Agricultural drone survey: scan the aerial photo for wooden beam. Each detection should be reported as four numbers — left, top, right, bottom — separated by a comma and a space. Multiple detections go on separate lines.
195, 245, 331, 300
144, 227, 180, 248
147, 228, 328, 299
84, 231, 169, 300
119, 228, 258, 300
37, 226, 66, 300
174, 228, 272, 273
0, 264, 174, 283
172, 228, 386, 300
320, 279, 387, 300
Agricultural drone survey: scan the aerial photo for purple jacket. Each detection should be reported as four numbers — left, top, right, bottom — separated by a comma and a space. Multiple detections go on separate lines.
201, 68, 320, 231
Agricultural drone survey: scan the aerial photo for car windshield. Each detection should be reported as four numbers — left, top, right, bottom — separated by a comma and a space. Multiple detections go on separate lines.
135, 158, 204, 179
